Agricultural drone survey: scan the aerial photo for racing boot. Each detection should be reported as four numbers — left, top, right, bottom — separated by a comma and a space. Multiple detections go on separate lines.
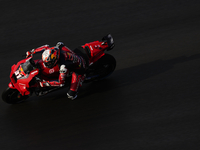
67, 72, 85, 100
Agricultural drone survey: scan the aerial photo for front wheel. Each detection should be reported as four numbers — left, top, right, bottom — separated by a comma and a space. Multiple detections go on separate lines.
2, 87, 29, 104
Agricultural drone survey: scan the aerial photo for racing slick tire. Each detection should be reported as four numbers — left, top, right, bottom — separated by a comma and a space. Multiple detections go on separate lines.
2, 87, 29, 104
88, 54, 116, 81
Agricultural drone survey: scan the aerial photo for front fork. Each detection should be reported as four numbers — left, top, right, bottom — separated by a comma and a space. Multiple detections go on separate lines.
8, 82, 29, 99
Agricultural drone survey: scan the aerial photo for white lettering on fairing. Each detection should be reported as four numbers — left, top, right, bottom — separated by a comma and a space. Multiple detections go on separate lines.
31, 70, 38, 75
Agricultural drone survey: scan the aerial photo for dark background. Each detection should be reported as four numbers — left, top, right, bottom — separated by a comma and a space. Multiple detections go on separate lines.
1, 0, 200, 149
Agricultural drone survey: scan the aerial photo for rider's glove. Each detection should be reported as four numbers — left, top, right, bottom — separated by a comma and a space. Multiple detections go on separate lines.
39, 80, 51, 87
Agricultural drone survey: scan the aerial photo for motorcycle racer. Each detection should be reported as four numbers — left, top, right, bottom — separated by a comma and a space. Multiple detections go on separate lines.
2, 34, 116, 104
26, 42, 89, 100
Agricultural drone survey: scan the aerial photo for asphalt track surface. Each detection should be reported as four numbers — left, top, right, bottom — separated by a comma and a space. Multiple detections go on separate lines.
1, 0, 200, 150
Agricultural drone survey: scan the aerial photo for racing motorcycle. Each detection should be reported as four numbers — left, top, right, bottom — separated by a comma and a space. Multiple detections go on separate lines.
2, 34, 116, 104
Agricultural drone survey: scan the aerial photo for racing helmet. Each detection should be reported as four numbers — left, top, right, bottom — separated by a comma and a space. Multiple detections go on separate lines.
42, 47, 60, 68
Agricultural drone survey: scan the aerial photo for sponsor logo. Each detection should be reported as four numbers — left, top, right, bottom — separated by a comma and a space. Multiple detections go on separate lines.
49, 68, 55, 74
51, 53, 56, 59
31, 70, 38, 75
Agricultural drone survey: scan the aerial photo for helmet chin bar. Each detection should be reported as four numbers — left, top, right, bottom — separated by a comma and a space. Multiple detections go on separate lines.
44, 62, 52, 68
44, 60, 57, 68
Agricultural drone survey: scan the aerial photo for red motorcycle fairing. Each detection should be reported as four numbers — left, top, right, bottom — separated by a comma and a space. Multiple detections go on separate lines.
82, 41, 109, 65
9, 57, 40, 96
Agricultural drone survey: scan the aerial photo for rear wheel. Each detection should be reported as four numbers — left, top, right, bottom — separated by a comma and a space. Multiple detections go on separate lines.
86, 54, 116, 82
2, 87, 29, 104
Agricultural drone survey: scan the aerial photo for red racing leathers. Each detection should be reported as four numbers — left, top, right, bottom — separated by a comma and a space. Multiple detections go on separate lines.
29, 42, 88, 98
